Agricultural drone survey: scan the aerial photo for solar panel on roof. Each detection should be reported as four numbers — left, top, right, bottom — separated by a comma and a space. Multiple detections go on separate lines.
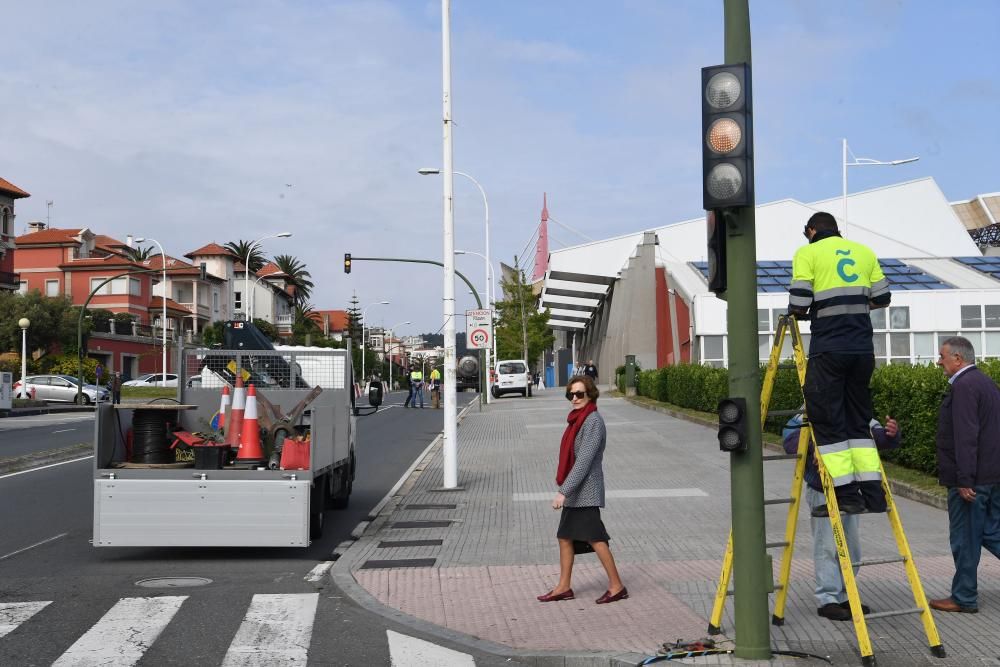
880, 259, 904, 266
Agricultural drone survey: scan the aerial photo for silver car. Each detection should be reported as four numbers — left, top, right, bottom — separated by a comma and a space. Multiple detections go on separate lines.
15, 375, 110, 404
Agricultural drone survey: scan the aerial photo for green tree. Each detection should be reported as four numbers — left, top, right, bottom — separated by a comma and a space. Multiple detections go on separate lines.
0, 291, 78, 355
223, 240, 266, 274
346, 292, 362, 343
122, 245, 154, 262
494, 266, 553, 369
274, 254, 314, 305
252, 318, 280, 342
201, 321, 225, 348
290, 303, 320, 345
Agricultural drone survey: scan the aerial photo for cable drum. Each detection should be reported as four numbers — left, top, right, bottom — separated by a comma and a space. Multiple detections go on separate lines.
131, 409, 176, 464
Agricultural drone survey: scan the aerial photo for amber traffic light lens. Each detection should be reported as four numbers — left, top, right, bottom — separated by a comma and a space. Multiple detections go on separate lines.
707, 118, 742, 154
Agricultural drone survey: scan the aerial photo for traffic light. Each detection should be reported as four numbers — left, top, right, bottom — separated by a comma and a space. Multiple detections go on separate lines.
344, 253, 352, 274
702, 63, 753, 210
706, 210, 726, 295
199, 262, 207, 280
718, 397, 748, 453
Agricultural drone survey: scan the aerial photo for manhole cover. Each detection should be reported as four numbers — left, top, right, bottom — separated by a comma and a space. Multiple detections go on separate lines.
135, 577, 213, 589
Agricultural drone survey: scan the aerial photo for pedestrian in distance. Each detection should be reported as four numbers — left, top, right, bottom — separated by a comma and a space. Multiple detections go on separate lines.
788, 211, 891, 516
929, 336, 1000, 614
429, 367, 441, 409
409, 365, 424, 409
583, 360, 598, 382
108, 371, 123, 405
783, 411, 901, 621
403, 366, 415, 408
538, 374, 627, 605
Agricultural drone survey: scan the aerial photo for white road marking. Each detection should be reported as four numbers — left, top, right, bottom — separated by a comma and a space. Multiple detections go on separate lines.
0, 456, 93, 481
222, 593, 318, 666
0, 532, 68, 561
513, 488, 709, 501
387, 630, 476, 666
51, 428, 76, 433
304, 561, 334, 583
52, 596, 186, 666
0, 601, 51, 639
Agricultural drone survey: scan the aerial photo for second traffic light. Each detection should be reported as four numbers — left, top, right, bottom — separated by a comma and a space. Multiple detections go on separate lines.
701, 63, 753, 210
718, 397, 748, 453
344, 253, 352, 274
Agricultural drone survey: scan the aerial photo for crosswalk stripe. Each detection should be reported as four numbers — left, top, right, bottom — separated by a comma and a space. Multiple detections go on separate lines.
0, 601, 51, 639
222, 593, 318, 666
387, 630, 476, 667
52, 595, 186, 667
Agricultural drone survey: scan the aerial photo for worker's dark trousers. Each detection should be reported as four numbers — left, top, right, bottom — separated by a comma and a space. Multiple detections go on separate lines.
804, 352, 886, 512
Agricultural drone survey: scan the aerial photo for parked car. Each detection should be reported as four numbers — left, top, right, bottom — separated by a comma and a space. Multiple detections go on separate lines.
123, 373, 179, 388
491, 359, 532, 398
13, 375, 110, 405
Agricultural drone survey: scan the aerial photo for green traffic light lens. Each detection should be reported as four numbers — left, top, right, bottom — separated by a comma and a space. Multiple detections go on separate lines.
706, 164, 743, 201
719, 427, 742, 450
706, 72, 742, 110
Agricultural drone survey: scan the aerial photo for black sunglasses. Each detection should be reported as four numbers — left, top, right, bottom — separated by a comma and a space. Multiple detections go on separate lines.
566, 390, 587, 400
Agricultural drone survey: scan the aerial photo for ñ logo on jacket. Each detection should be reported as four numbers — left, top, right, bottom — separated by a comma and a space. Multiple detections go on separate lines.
835, 249, 858, 283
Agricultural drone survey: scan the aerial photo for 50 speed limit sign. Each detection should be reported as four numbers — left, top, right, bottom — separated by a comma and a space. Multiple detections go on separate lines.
466, 309, 493, 349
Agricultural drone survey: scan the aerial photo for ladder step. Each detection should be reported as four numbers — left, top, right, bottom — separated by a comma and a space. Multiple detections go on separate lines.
763, 497, 795, 505
854, 556, 907, 567
765, 409, 801, 417
762, 453, 799, 461
726, 583, 783, 596
863, 607, 924, 621
765, 541, 789, 549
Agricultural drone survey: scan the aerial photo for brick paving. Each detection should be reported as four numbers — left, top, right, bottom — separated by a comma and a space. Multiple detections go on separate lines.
341, 390, 1000, 666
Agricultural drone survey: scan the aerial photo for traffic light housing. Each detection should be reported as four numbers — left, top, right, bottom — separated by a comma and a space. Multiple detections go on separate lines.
706, 210, 726, 295
702, 63, 754, 210
718, 397, 748, 453
344, 253, 352, 274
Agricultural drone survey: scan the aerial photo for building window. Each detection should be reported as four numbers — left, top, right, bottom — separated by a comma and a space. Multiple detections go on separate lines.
1, 208, 9, 235
985, 332, 1000, 358
873, 334, 887, 367
702, 335, 724, 367
45, 280, 59, 297
757, 309, 770, 333
213, 291, 219, 312
234, 291, 242, 311
961, 305, 982, 329
913, 333, 935, 364
889, 333, 911, 364
889, 306, 909, 330
130, 278, 141, 296
986, 305, 1000, 328
758, 334, 770, 361
938, 333, 960, 349
870, 309, 887, 330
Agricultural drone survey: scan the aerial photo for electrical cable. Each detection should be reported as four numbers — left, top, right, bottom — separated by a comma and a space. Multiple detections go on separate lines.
131, 409, 175, 464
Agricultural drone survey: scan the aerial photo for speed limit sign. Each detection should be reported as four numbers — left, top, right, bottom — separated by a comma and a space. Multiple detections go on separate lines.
466, 309, 492, 349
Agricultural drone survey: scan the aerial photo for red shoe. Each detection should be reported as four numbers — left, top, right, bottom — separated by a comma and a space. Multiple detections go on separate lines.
537, 588, 574, 602
596, 587, 629, 604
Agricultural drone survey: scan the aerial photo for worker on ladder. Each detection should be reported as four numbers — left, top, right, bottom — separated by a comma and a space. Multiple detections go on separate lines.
788, 211, 891, 515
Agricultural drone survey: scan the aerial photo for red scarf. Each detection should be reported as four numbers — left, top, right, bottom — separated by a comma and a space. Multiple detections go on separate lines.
557, 401, 598, 485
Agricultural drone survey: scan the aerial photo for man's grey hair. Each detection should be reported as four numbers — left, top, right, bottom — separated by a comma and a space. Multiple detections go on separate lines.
942, 336, 976, 364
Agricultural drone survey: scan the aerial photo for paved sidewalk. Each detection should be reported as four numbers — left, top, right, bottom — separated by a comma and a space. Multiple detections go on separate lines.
334, 391, 1000, 666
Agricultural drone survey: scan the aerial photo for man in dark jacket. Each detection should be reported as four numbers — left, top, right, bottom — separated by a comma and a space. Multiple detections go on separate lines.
930, 336, 1000, 613
783, 412, 900, 621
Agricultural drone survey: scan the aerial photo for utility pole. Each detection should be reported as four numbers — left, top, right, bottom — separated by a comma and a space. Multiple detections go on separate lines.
723, 0, 770, 659
514, 255, 529, 362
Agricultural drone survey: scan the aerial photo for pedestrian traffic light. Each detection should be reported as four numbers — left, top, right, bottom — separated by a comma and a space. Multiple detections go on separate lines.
706, 211, 726, 295
702, 63, 753, 210
344, 253, 352, 274
718, 397, 748, 453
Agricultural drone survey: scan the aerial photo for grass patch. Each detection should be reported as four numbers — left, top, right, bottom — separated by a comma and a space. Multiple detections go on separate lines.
122, 387, 177, 400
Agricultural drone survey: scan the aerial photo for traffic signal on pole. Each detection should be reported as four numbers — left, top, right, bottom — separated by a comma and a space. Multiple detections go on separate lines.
344, 253, 352, 274
706, 210, 726, 295
702, 63, 754, 210
718, 397, 748, 453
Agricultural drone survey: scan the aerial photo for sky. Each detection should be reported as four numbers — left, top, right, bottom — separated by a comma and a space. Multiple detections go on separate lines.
3, 1, 998, 335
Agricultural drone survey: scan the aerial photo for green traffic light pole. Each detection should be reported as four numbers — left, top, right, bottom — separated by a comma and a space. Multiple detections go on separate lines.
76, 267, 186, 404
723, 0, 771, 659
348, 257, 486, 407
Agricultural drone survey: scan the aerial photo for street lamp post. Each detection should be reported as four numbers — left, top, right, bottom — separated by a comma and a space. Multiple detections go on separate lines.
456, 249, 496, 402
387, 320, 411, 392
361, 301, 390, 384
18, 318, 29, 399
244, 232, 292, 318
135, 237, 168, 384
842, 138, 919, 237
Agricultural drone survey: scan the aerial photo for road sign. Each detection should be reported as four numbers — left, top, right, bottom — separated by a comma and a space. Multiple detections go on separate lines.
466, 309, 492, 350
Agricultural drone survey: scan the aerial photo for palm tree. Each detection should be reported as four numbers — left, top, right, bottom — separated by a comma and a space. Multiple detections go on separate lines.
274, 254, 314, 305
224, 240, 266, 274
122, 245, 154, 262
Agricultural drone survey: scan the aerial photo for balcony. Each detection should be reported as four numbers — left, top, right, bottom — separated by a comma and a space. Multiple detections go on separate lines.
0, 270, 19, 290
277, 313, 293, 333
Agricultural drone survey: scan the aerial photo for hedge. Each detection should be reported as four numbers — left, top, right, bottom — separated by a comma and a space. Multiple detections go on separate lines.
633, 360, 989, 478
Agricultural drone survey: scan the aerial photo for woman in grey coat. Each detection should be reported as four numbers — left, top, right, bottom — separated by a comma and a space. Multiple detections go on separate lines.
537, 375, 628, 604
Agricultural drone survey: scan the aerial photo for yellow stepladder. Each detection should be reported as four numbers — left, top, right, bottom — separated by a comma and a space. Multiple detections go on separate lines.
708, 315, 945, 667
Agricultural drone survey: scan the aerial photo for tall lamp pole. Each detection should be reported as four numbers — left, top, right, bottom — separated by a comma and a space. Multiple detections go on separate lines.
361, 301, 390, 383
842, 139, 919, 237
419, 169, 492, 402
244, 232, 292, 319
135, 237, 169, 384
18, 318, 29, 398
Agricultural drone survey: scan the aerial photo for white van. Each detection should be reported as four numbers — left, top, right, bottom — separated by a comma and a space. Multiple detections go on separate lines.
492, 359, 532, 398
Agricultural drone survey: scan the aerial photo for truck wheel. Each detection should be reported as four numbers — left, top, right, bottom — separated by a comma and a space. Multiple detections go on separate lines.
330, 463, 352, 509
310, 475, 328, 539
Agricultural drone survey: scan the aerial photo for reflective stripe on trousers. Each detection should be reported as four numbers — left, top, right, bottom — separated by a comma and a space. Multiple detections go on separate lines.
818, 438, 882, 487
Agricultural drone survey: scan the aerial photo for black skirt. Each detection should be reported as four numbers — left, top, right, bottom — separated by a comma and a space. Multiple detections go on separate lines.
557, 506, 610, 553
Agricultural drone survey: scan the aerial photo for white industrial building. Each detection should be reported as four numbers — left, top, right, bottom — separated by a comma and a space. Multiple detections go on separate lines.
537, 177, 1000, 385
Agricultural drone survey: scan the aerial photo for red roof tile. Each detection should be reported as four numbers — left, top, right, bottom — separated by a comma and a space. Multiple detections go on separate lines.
257, 262, 286, 277
15, 227, 84, 244
0, 177, 30, 199
310, 309, 349, 331
149, 296, 192, 315
185, 242, 236, 259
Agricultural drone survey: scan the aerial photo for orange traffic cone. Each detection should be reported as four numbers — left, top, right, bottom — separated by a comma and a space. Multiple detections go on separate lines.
224, 377, 246, 448
237, 383, 264, 464
215, 385, 231, 432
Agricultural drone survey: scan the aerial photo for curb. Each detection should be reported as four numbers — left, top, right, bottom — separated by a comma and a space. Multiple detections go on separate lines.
621, 395, 949, 511
0, 406, 95, 418
0, 443, 93, 475
330, 401, 648, 667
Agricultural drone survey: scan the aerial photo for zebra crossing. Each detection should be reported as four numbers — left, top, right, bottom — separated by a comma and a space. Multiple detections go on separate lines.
0, 594, 479, 666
